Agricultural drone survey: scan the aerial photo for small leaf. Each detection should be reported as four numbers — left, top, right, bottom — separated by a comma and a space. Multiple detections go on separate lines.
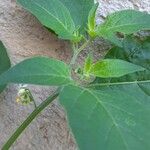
0, 41, 11, 93
89, 59, 145, 78
83, 54, 93, 77
0, 57, 72, 86
88, 3, 99, 37
97, 10, 150, 45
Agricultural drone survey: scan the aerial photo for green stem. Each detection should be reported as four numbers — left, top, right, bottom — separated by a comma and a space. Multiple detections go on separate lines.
78, 39, 91, 53
70, 39, 91, 66
70, 43, 78, 66
33, 98, 37, 108
29, 90, 37, 108
70, 50, 79, 66
2, 91, 59, 150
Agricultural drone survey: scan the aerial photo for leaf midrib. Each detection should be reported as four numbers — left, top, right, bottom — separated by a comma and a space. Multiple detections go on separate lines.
8, 74, 71, 80
31, 0, 74, 36
101, 23, 150, 33
0, 74, 72, 85
88, 80, 150, 87
66, 86, 128, 149
82, 88, 129, 150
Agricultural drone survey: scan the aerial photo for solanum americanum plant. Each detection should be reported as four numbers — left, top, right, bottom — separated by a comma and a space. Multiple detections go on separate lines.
0, 0, 150, 150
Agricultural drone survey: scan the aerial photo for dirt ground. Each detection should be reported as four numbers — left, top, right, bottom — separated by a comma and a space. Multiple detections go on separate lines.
0, 0, 149, 149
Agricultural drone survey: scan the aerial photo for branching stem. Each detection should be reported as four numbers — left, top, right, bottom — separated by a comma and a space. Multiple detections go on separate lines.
70, 39, 91, 67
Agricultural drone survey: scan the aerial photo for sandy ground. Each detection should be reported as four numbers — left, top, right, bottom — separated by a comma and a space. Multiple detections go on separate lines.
0, 0, 150, 149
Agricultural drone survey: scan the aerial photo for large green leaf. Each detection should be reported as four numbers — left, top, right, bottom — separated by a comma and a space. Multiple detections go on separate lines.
17, 0, 76, 40
0, 41, 11, 93
60, 84, 150, 150
97, 10, 150, 46
17, 0, 94, 41
59, 36, 150, 150
89, 59, 145, 78
0, 57, 72, 86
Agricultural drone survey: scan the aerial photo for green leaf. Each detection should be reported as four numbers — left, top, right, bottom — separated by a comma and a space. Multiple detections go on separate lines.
17, 0, 94, 41
95, 36, 150, 84
97, 10, 150, 46
17, 0, 76, 41
89, 59, 145, 78
100, 32, 123, 47
83, 54, 93, 77
59, 0, 94, 33
60, 84, 150, 150
88, 2, 99, 37
0, 41, 11, 93
0, 57, 72, 86
59, 36, 150, 150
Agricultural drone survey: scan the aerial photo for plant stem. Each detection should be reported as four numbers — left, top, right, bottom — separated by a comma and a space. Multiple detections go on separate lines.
70, 43, 78, 66
78, 39, 91, 53
70, 39, 91, 66
2, 90, 59, 150
33, 98, 37, 108
29, 90, 37, 108
70, 50, 79, 66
